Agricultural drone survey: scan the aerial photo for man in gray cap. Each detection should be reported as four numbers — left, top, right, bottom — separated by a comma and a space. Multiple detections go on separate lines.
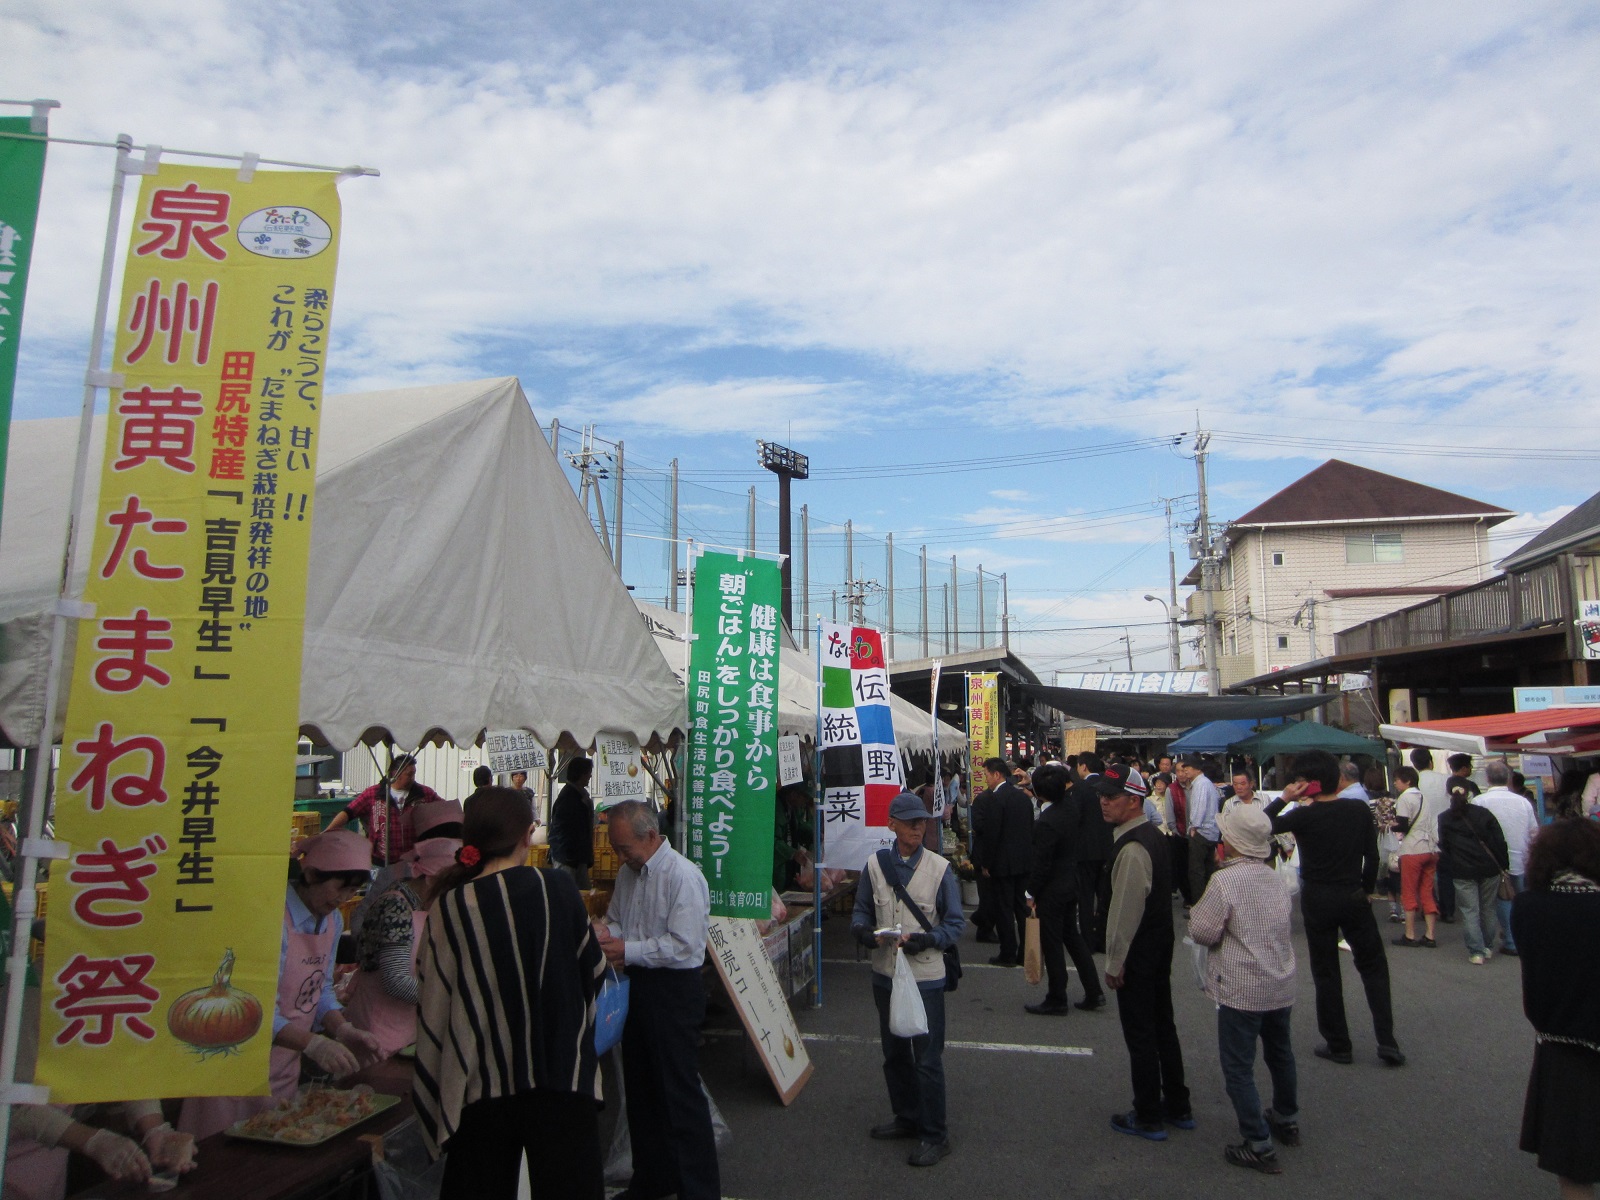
1189, 803, 1300, 1175
851, 791, 967, 1167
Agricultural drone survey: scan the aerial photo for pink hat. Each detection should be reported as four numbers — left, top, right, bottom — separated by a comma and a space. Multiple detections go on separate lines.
413, 800, 464, 836
405, 838, 462, 878
294, 829, 372, 873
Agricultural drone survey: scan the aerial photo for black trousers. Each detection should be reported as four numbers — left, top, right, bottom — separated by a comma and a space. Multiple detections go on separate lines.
1188, 833, 1219, 906
991, 874, 1028, 962
621, 968, 721, 1200
973, 873, 996, 935
1299, 882, 1397, 1053
1037, 890, 1103, 1004
439, 1091, 602, 1200
1168, 834, 1194, 905
1435, 861, 1457, 919
1115, 961, 1190, 1125
1076, 860, 1110, 952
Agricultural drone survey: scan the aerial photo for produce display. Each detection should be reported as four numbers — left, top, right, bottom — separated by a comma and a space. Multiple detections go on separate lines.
227, 1085, 399, 1145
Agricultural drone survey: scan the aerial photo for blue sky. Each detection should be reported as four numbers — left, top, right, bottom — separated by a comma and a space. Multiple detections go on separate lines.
5, 0, 1599, 674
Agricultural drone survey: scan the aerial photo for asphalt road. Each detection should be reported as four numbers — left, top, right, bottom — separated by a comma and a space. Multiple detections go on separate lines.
677, 895, 1547, 1200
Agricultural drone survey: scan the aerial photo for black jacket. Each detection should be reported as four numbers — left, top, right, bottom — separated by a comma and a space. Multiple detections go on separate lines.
1071, 775, 1115, 862
548, 782, 595, 867
1028, 796, 1081, 902
990, 780, 1037, 876
1438, 803, 1509, 880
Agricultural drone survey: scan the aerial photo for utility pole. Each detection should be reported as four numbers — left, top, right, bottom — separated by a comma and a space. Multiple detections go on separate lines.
949, 556, 959, 652
976, 566, 986, 648
1122, 629, 1134, 670
885, 533, 895, 659
920, 546, 930, 657
1193, 428, 1222, 695
746, 486, 756, 554
1161, 496, 1182, 671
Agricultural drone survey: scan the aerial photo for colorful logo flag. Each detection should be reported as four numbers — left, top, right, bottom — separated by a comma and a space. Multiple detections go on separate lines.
686, 551, 782, 918
37, 165, 343, 1102
818, 621, 901, 870
0, 116, 49, 530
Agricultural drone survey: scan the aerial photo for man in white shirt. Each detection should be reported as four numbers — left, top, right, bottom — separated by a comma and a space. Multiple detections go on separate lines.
1472, 760, 1540, 956
1176, 756, 1224, 905
1336, 761, 1369, 803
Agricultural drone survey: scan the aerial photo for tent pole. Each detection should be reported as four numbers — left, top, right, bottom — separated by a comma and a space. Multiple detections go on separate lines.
0, 135, 135, 1173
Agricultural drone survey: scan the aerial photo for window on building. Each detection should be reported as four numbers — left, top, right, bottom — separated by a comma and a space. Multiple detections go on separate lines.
1346, 531, 1403, 564
1276, 634, 1290, 650
1271, 551, 1284, 566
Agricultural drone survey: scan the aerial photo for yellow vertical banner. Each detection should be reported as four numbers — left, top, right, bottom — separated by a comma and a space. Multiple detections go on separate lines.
966, 672, 999, 787
38, 166, 342, 1101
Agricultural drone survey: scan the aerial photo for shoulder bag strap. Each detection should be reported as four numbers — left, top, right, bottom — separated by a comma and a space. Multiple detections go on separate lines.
876, 849, 936, 935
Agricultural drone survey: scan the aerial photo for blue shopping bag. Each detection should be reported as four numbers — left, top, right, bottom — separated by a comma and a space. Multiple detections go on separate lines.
594, 966, 629, 1055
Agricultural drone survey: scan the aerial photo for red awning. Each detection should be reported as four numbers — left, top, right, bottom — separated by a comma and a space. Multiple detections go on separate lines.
1381, 707, 1600, 756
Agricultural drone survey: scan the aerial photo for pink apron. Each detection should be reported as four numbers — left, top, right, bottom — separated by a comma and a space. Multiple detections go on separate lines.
4, 1108, 71, 1200
342, 906, 426, 1058
178, 904, 338, 1140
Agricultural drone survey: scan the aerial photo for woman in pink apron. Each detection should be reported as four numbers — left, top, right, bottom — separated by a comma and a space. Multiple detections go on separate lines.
344, 837, 460, 1057
178, 830, 383, 1141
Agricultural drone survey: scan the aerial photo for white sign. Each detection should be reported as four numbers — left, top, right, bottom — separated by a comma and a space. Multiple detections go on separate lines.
594, 730, 647, 805
706, 916, 813, 1105
484, 730, 548, 774
776, 736, 804, 787
1520, 754, 1555, 779
1579, 600, 1600, 661
1057, 671, 1210, 694
1339, 673, 1372, 692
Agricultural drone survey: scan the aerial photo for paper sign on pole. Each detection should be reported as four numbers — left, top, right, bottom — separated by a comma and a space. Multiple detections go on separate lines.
705, 916, 812, 1105
594, 730, 646, 808
686, 551, 783, 918
967, 672, 1000, 789
775, 735, 803, 787
484, 730, 549, 775
817, 621, 901, 870
38, 166, 343, 1102
0, 117, 48, 530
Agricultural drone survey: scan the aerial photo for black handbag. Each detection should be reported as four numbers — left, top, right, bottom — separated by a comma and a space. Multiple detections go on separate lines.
876, 849, 962, 992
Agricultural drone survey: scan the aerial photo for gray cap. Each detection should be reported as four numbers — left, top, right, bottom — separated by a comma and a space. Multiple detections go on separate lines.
888, 792, 932, 822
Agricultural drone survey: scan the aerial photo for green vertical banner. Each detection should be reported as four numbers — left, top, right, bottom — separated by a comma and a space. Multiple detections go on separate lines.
686, 550, 782, 918
0, 117, 48, 527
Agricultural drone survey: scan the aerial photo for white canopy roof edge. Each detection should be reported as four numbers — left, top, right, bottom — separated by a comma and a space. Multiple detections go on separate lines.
0, 377, 684, 751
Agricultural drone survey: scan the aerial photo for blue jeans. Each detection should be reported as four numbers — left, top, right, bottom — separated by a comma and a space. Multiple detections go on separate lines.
1496, 873, 1524, 951
1217, 1005, 1298, 1149
1453, 876, 1501, 956
873, 980, 947, 1143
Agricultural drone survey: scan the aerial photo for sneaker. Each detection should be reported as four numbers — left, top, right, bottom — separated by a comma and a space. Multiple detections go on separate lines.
1110, 1111, 1168, 1141
1264, 1111, 1300, 1147
1337, 938, 1352, 952
1483, 949, 1493, 962
1468, 954, 1486, 965
1166, 1111, 1197, 1130
907, 1140, 950, 1167
1388, 912, 1405, 924
1226, 1142, 1283, 1174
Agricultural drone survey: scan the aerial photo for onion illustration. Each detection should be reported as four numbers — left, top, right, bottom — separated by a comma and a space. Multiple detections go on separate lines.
168, 949, 264, 1057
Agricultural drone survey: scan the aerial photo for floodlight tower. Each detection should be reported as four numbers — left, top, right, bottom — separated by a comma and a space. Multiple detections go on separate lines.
758, 440, 809, 632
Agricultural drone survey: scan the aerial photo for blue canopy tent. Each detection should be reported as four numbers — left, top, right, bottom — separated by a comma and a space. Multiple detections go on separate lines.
1167, 717, 1283, 754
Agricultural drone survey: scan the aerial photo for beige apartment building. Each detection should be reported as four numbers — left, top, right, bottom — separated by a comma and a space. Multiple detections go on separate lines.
1184, 460, 1512, 687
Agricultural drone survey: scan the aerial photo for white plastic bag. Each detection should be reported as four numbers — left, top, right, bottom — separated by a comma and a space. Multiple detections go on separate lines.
1182, 935, 1209, 992
888, 947, 929, 1038
1275, 849, 1301, 898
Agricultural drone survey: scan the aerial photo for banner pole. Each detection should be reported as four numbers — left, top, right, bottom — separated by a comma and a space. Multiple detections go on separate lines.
0, 132, 136, 1181
811, 616, 824, 1007
676, 539, 694, 856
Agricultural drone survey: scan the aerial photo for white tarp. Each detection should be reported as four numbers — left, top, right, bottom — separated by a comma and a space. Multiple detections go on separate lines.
0, 377, 683, 751
635, 602, 965, 756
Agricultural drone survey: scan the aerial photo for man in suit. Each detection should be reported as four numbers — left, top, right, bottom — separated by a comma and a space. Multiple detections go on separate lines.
977, 757, 1034, 967
969, 781, 1000, 943
1071, 754, 1117, 953
1025, 764, 1108, 1014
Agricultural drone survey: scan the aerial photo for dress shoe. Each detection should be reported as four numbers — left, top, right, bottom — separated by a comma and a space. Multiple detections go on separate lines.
1377, 1044, 1406, 1067
987, 955, 1019, 967
870, 1119, 919, 1140
1313, 1043, 1353, 1065
1025, 1000, 1071, 1016
974, 931, 999, 944
907, 1140, 951, 1167
1075, 994, 1108, 1011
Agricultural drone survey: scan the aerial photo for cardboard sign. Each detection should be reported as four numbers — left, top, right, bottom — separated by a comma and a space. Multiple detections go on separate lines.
595, 730, 646, 806
706, 916, 813, 1105
484, 730, 549, 774
776, 735, 804, 787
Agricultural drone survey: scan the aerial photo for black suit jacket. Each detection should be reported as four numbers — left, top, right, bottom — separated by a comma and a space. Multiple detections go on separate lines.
970, 789, 1000, 872
988, 780, 1036, 877
1028, 795, 1081, 902
1071, 775, 1115, 862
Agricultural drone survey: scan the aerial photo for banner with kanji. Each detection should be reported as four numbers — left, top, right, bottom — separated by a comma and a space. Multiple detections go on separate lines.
967, 672, 999, 791
685, 551, 782, 919
38, 166, 342, 1101
0, 117, 48, 530
817, 622, 901, 870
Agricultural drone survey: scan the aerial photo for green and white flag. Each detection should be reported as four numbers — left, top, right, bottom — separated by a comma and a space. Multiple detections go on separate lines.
0, 117, 48, 528
686, 550, 782, 918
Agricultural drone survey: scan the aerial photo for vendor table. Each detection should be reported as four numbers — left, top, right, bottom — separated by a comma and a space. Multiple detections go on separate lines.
72, 1058, 417, 1200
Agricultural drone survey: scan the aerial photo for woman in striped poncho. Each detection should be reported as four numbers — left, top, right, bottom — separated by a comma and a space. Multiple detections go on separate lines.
415, 786, 606, 1199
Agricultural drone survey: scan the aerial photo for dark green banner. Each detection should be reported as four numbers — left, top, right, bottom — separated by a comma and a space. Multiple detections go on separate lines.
0, 116, 48, 529
686, 550, 783, 918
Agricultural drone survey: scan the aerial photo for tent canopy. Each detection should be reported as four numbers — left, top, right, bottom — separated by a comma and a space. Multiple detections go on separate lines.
636, 602, 965, 756
1232, 720, 1385, 759
1381, 708, 1600, 757
1167, 718, 1282, 754
1017, 684, 1333, 730
0, 378, 684, 751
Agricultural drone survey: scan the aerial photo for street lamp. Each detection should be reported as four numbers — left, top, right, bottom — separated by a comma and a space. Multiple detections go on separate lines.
1143, 594, 1181, 672
758, 441, 809, 632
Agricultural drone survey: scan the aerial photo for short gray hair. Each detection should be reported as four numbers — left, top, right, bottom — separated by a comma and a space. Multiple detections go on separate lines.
1484, 760, 1511, 787
606, 800, 661, 839
1340, 760, 1362, 781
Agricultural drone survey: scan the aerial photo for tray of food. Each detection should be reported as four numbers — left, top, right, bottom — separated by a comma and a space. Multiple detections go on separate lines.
226, 1085, 401, 1146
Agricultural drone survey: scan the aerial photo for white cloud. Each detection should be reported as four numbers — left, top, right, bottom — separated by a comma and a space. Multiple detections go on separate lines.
1489, 505, 1577, 561
988, 488, 1035, 502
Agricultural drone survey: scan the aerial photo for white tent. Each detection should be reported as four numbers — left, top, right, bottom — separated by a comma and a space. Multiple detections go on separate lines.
635, 602, 966, 756
0, 377, 683, 751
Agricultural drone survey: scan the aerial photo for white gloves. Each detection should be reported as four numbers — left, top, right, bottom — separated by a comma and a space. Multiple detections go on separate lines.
303, 1033, 361, 1078
333, 1021, 384, 1067
141, 1122, 197, 1173
83, 1128, 151, 1181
